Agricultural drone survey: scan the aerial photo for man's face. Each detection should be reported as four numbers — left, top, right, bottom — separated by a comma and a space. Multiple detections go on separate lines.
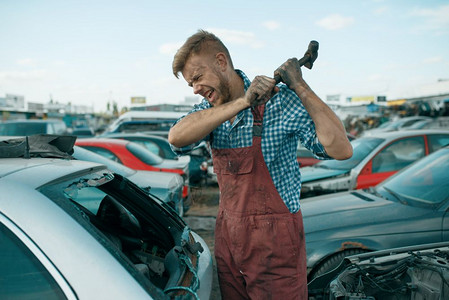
182, 53, 231, 107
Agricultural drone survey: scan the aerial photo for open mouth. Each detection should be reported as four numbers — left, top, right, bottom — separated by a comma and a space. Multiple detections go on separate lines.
206, 89, 215, 100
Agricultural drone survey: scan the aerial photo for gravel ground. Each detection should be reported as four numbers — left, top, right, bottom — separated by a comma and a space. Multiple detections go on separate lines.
184, 183, 222, 300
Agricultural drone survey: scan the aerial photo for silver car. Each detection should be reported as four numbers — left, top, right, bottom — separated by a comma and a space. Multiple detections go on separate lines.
72, 146, 185, 216
0, 136, 212, 299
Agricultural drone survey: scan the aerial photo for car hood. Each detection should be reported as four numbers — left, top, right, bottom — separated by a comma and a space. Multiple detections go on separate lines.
301, 166, 348, 182
301, 190, 432, 240
154, 159, 188, 170
127, 170, 181, 190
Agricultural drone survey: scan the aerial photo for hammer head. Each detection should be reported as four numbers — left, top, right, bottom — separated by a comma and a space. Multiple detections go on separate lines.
303, 40, 319, 69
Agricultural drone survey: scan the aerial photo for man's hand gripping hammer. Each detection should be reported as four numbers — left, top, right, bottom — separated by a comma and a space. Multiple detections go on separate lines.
273, 40, 319, 84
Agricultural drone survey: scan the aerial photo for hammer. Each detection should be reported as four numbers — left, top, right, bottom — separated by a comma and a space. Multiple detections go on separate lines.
274, 40, 319, 84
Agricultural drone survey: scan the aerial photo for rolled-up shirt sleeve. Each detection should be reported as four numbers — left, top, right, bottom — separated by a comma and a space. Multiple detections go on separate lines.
169, 99, 211, 156
279, 85, 331, 160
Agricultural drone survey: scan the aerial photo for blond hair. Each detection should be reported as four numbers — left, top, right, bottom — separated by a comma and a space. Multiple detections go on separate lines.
172, 29, 233, 78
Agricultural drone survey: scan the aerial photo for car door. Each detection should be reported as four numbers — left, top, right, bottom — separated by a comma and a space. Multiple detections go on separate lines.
357, 136, 426, 189
428, 134, 449, 153
0, 215, 76, 300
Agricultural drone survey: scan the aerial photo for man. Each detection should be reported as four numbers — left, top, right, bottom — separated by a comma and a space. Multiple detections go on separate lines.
169, 30, 352, 299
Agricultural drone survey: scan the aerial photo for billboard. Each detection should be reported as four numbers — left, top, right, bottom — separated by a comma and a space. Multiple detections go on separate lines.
131, 97, 146, 104
351, 95, 376, 103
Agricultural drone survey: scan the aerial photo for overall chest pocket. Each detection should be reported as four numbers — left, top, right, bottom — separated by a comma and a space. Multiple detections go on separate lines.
212, 147, 254, 175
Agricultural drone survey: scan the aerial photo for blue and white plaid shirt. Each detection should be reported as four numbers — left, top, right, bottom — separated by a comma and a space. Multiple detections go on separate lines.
171, 70, 330, 213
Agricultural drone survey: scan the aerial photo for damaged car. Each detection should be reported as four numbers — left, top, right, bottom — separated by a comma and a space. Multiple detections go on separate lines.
0, 135, 212, 299
75, 137, 191, 210
302, 144, 449, 285
308, 242, 449, 299
72, 146, 185, 216
300, 129, 449, 198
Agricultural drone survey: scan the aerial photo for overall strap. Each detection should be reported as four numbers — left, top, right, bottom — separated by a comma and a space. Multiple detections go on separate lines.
251, 105, 265, 137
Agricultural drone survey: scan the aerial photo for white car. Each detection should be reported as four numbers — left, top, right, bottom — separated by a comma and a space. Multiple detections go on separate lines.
0, 135, 212, 299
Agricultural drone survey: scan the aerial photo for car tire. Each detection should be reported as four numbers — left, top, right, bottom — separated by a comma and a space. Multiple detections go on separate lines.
308, 248, 370, 281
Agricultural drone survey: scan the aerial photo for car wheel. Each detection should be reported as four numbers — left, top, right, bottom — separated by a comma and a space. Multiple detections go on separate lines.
308, 248, 370, 281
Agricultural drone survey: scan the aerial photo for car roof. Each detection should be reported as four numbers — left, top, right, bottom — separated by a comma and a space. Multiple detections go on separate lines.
0, 157, 107, 189
104, 132, 168, 140
114, 110, 185, 120
1, 119, 65, 124
361, 129, 449, 139
76, 137, 130, 146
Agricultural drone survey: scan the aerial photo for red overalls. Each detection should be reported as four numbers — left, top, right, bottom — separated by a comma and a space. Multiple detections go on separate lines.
212, 105, 308, 300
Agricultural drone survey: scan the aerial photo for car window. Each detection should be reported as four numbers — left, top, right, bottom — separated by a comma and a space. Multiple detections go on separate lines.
297, 147, 315, 158
152, 140, 178, 160
0, 223, 66, 300
64, 183, 109, 215
47, 123, 55, 134
372, 136, 425, 173
428, 134, 449, 153
0, 122, 47, 135
73, 146, 135, 176
53, 122, 67, 134
81, 146, 122, 163
378, 121, 392, 129
379, 148, 449, 208
401, 119, 419, 127
133, 140, 162, 157
316, 137, 384, 170
126, 143, 163, 165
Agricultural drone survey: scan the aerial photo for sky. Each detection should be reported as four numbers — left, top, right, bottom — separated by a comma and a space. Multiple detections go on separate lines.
1, 0, 448, 113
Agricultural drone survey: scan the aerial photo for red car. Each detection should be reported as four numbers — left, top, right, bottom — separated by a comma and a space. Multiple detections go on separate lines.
297, 133, 356, 167
300, 129, 449, 198
75, 138, 190, 200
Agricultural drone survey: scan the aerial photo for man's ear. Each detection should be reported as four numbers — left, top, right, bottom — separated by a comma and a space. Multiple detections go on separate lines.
215, 52, 228, 71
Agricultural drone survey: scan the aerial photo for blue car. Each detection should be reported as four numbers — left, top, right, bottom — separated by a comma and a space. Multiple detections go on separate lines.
302, 144, 449, 282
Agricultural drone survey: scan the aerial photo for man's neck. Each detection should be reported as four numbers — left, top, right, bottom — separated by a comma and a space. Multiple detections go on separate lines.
227, 72, 246, 125
229, 71, 245, 101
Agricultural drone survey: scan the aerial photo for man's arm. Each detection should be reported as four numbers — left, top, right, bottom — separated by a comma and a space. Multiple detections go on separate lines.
168, 97, 248, 147
275, 58, 353, 160
168, 76, 278, 148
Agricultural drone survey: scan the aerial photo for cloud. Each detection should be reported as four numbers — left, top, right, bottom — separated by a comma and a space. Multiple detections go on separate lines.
423, 56, 443, 64
16, 58, 36, 66
373, 6, 388, 15
206, 28, 265, 48
0, 70, 47, 81
316, 14, 355, 30
159, 29, 265, 58
262, 21, 281, 31
51, 60, 67, 67
368, 74, 386, 81
409, 5, 449, 35
159, 42, 183, 56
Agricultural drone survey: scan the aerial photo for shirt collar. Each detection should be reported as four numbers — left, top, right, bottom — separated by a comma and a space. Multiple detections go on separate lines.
236, 69, 251, 92
232, 70, 251, 127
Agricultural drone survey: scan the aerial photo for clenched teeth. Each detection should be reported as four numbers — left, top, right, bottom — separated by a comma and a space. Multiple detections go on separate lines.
207, 89, 214, 99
